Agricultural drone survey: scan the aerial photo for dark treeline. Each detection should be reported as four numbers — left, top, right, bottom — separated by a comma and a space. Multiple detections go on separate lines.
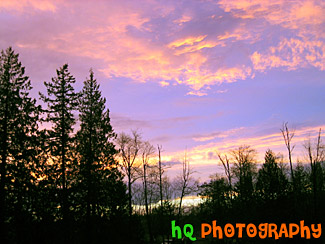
0, 47, 324, 244
197, 145, 325, 243
0, 47, 140, 244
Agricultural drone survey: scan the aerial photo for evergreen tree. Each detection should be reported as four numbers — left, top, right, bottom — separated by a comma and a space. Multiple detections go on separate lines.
256, 149, 288, 201
76, 70, 127, 240
199, 176, 229, 213
39, 64, 79, 229
0, 47, 40, 242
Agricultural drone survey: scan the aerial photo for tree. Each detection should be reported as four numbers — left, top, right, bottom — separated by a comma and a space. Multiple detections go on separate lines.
281, 122, 295, 184
216, 152, 233, 200
157, 145, 164, 207
175, 152, 197, 218
76, 69, 126, 226
39, 64, 79, 229
293, 163, 310, 195
0, 47, 40, 242
303, 129, 324, 216
199, 176, 229, 216
140, 141, 155, 243
256, 149, 288, 202
116, 130, 142, 216
155, 144, 172, 242
231, 145, 257, 202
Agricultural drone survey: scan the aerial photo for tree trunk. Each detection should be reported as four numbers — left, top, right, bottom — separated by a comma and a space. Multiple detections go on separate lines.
128, 168, 132, 216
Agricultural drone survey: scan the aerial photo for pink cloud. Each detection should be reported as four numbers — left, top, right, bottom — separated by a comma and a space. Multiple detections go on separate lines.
218, 0, 325, 38
251, 38, 325, 71
0, 0, 60, 13
164, 124, 325, 166
3, 0, 324, 96
2, 0, 256, 94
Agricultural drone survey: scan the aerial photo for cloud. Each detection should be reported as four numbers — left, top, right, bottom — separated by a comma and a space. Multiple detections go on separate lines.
158, 115, 200, 128
2, 0, 325, 96
0, 0, 59, 13
111, 113, 200, 132
251, 38, 325, 71
2, 0, 257, 94
110, 113, 152, 131
218, 0, 325, 38
159, 81, 170, 87
216, 89, 228, 94
192, 127, 246, 142
187, 90, 208, 96
168, 35, 207, 49
163, 124, 325, 165
218, 0, 325, 73
173, 14, 192, 25
163, 160, 182, 167
192, 132, 223, 142
150, 135, 173, 144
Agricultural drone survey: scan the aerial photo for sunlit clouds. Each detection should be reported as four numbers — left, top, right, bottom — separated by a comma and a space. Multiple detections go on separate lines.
1, 0, 322, 94
163, 124, 325, 167
251, 38, 325, 71
218, 0, 325, 34
1, 0, 325, 181
2, 0, 324, 94
0, 0, 59, 13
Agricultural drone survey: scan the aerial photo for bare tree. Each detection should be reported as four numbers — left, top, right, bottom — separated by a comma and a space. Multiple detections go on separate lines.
162, 175, 173, 202
216, 152, 233, 199
141, 141, 155, 214
158, 145, 164, 207
156, 145, 174, 244
116, 130, 142, 216
303, 128, 324, 215
141, 141, 155, 243
304, 129, 324, 166
230, 145, 257, 202
281, 122, 295, 183
176, 151, 197, 217
157, 145, 171, 204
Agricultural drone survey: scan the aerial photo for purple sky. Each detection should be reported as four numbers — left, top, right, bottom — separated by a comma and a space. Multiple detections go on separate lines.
1, 0, 325, 182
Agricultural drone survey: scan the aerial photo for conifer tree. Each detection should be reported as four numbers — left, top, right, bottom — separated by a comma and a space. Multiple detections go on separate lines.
76, 70, 127, 225
39, 64, 79, 226
256, 149, 288, 201
0, 47, 40, 241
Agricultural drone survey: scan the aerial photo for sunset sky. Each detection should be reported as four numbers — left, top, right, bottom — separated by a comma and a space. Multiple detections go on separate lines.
1, 0, 325, 181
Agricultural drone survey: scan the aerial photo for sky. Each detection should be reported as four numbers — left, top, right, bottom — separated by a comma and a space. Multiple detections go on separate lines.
1, 0, 325, 182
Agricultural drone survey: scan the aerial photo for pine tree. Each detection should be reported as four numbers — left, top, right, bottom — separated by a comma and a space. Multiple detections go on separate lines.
39, 64, 79, 228
256, 149, 288, 201
76, 70, 127, 238
0, 47, 40, 241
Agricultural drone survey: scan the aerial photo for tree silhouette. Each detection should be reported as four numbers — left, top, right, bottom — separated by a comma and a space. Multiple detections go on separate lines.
303, 129, 324, 217
39, 63, 79, 241
256, 149, 288, 202
231, 145, 257, 203
281, 122, 295, 184
140, 141, 155, 243
76, 70, 127, 240
176, 151, 197, 218
116, 130, 142, 216
0, 47, 40, 242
